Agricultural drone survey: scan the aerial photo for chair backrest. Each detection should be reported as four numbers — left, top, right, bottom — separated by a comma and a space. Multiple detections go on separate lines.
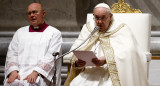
86, 13, 152, 54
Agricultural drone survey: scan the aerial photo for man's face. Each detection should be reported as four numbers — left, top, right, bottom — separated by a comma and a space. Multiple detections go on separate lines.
27, 3, 45, 27
93, 7, 112, 32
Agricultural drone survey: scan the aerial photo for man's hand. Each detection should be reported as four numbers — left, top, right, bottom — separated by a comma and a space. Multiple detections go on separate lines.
92, 56, 106, 66
7, 70, 20, 83
23, 71, 38, 83
75, 59, 86, 67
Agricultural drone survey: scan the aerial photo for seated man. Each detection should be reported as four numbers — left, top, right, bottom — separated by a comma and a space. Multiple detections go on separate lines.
64, 3, 148, 86
4, 3, 62, 86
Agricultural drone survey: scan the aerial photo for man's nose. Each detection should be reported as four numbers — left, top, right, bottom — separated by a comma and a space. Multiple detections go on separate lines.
97, 20, 102, 24
30, 13, 35, 16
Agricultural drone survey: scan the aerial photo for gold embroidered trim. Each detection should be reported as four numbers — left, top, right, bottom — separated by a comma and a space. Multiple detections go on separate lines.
101, 40, 121, 86
100, 24, 125, 86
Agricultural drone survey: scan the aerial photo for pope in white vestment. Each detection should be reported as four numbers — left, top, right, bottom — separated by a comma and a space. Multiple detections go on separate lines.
4, 22, 62, 86
64, 3, 148, 86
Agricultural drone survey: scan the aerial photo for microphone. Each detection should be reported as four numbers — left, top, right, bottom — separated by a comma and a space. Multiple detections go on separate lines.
49, 26, 99, 86
52, 52, 59, 57
57, 26, 99, 60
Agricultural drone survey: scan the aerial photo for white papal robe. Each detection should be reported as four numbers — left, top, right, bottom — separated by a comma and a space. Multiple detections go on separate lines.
64, 17, 148, 86
4, 25, 62, 86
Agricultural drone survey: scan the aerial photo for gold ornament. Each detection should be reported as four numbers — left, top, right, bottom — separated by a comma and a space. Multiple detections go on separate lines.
111, 0, 142, 13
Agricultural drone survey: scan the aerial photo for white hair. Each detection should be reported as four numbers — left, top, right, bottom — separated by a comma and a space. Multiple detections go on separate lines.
94, 3, 111, 14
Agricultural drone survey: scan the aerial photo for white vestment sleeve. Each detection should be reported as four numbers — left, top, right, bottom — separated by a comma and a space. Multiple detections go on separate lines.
33, 30, 62, 80
5, 31, 19, 78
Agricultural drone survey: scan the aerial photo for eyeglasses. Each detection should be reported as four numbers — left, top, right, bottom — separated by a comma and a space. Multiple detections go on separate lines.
94, 16, 108, 21
27, 10, 42, 16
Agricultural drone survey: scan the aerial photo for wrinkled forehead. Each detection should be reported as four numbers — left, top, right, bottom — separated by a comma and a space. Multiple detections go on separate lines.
93, 7, 108, 15
27, 3, 42, 12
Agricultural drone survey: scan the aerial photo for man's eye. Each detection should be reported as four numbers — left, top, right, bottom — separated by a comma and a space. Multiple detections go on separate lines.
27, 12, 31, 15
32, 11, 37, 13
96, 17, 99, 20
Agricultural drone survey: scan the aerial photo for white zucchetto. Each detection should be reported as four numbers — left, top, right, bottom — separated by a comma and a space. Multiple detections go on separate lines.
94, 3, 110, 10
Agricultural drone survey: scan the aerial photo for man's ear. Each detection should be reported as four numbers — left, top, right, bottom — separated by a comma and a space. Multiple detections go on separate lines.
110, 13, 113, 18
43, 11, 46, 17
